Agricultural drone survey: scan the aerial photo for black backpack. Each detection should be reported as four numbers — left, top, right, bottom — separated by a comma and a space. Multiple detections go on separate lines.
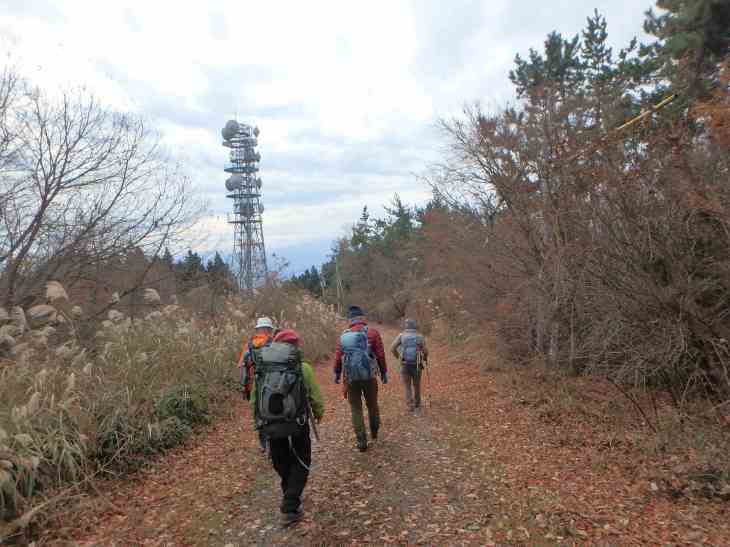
255, 342, 308, 439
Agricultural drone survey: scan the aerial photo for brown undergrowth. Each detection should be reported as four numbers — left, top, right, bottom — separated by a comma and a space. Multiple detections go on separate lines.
30, 323, 730, 545
442, 324, 730, 543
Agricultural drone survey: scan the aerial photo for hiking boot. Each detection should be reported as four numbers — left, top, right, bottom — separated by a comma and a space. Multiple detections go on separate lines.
356, 434, 368, 452
281, 507, 304, 527
370, 428, 379, 441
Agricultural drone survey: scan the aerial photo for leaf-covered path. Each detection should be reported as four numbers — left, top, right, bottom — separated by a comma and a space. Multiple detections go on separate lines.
49, 326, 730, 545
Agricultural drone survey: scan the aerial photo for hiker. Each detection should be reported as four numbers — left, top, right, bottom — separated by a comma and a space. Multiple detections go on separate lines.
238, 316, 275, 451
390, 318, 429, 411
334, 305, 388, 451
250, 328, 324, 526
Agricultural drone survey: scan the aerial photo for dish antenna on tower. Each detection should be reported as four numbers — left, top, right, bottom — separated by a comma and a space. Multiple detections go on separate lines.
222, 119, 268, 292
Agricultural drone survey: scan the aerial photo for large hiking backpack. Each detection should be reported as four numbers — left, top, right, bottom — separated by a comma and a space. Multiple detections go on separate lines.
340, 325, 376, 382
400, 332, 420, 366
248, 333, 272, 367
255, 342, 308, 439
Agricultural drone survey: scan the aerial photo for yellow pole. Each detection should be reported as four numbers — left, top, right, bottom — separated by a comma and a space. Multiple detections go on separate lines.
615, 93, 678, 132
565, 94, 679, 163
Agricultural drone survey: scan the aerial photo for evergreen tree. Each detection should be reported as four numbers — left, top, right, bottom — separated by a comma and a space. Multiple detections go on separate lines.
177, 250, 205, 291
320, 257, 336, 290
206, 252, 228, 276
289, 265, 323, 296
351, 206, 372, 249
377, 194, 416, 256
182, 250, 204, 276
510, 31, 584, 102
161, 247, 174, 269
643, 0, 730, 99
206, 252, 233, 296
307, 266, 322, 296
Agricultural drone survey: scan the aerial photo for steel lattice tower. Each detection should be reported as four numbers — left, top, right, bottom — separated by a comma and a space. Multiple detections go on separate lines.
222, 120, 268, 292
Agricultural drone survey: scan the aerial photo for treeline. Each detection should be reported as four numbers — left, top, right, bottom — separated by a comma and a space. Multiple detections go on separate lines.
288, 196, 436, 307
76, 248, 237, 320
161, 249, 235, 295
292, 0, 730, 403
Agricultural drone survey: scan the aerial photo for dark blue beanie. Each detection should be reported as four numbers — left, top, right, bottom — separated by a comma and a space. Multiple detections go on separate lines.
347, 305, 365, 319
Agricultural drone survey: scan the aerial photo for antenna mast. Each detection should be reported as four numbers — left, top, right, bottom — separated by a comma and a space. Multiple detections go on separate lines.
221, 120, 268, 293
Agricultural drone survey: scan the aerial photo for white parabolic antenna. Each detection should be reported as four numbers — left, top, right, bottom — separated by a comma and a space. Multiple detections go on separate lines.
221, 120, 267, 291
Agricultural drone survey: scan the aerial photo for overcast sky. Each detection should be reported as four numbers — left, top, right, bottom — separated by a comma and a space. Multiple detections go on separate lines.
1, 0, 652, 273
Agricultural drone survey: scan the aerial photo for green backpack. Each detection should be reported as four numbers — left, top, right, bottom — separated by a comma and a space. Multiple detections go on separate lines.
255, 342, 308, 439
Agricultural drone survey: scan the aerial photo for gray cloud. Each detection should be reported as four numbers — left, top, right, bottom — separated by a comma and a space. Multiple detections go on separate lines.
1, 0, 655, 274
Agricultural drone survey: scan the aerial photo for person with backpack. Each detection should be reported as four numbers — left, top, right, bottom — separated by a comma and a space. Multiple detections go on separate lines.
237, 316, 275, 451
390, 318, 429, 412
334, 305, 387, 451
250, 328, 324, 526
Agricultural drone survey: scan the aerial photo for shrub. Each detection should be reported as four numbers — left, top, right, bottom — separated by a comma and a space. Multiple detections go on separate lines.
155, 385, 209, 426
155, 417, 193, 450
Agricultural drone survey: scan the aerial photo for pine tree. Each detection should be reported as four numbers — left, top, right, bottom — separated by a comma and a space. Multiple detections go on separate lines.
351, 206, 372, 249
289, 265, 324, 296
581, 11, 649, 129
379, 194, 416, 256
161, 247, 174, 269
643, 0, 730, 99
177, 250, 205, 291
307, 266, 323, 296
510, 31, 584, 102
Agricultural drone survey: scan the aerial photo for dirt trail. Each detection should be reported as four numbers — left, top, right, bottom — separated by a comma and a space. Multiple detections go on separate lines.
47, 325, 730, 545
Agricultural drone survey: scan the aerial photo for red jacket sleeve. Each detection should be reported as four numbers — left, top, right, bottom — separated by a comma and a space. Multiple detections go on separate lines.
333, 336, 343, 375
369, 328, 387, 375
244, 358, 254, 393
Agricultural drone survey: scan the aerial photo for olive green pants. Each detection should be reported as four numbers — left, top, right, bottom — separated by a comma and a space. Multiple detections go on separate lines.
347, 379, 380, 438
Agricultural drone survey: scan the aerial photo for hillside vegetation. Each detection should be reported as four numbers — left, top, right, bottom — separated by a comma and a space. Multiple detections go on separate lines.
2, 0, 730, 542
296, 3, 730, 407
0, 279, 335, 540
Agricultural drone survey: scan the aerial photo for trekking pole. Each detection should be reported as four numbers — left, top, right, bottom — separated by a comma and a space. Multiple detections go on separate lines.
306, 399, 321, 442
417, 351, 429, 410
423, 356, 432, 409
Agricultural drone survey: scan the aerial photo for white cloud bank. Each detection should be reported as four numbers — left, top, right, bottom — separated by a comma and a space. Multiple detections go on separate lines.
1, 0, 650, 271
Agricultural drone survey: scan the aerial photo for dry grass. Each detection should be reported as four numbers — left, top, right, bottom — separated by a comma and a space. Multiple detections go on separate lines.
0, 287, 338, 541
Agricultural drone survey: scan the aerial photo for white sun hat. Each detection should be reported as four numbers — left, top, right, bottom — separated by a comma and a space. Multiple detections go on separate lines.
255, 316, 274, 329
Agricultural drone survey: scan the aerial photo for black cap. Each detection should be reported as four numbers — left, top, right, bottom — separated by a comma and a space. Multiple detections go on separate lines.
347, 305, 365, 319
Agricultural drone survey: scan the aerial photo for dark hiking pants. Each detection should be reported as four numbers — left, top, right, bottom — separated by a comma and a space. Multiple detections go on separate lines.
401, 363, 422, 408
269, 426, 311, 514
347, 379, 380, 438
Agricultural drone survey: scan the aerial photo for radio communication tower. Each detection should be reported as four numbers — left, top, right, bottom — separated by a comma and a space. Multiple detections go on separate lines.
222, 120, 268, 292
